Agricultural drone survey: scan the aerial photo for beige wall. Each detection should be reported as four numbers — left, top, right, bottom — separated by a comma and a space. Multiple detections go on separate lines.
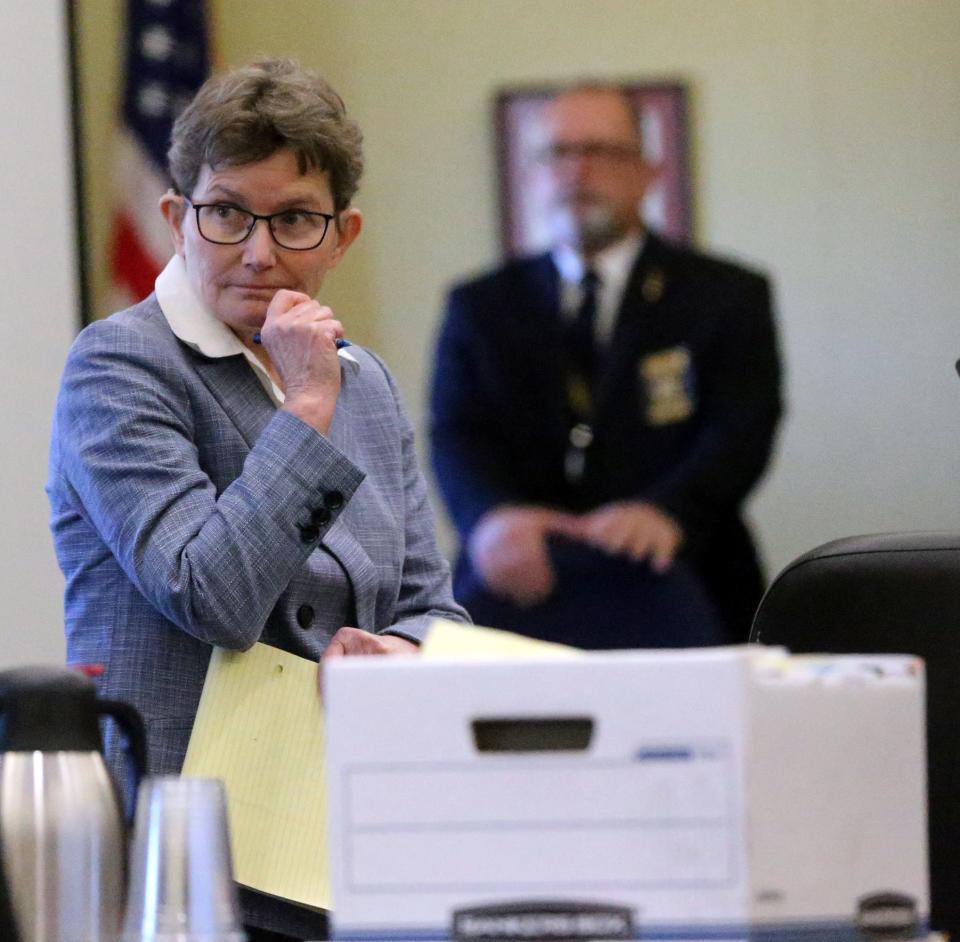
76, 0, 960, 576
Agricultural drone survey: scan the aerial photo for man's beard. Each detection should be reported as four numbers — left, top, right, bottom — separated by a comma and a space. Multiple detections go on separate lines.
548, 198, 623, 254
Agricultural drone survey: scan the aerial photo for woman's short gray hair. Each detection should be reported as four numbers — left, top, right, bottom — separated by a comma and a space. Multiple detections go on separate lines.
167, 59, 363, 212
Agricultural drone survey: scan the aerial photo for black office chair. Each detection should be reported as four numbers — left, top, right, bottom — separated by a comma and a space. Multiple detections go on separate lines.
750, 531, 960, 938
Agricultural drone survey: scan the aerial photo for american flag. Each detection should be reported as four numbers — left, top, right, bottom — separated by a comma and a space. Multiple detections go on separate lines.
108, 0, 209, 311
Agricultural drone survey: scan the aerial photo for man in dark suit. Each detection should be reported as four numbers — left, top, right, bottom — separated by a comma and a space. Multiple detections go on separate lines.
429, 84, 782, 647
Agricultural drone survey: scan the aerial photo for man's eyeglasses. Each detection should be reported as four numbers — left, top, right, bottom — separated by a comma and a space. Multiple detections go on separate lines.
538, 141, 643, 164
186, 199, 336, 251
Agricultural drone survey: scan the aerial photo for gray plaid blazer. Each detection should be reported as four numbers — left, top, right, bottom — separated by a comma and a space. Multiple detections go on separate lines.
47, 294, 467, 935
47, 295, 466, 932
48, 293, 467, 763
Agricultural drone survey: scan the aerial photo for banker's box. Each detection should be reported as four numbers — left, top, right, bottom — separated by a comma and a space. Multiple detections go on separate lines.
324, 647, 928, 941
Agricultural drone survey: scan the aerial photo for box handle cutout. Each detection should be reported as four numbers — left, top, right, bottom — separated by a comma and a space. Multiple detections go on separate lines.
471, 716, 594, 753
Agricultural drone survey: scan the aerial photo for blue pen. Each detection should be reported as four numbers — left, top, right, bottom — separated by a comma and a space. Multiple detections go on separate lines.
252, 333, 352, 348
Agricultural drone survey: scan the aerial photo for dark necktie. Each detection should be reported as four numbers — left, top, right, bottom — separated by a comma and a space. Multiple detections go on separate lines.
566, 269, 600, 389
563, 269, 600, 484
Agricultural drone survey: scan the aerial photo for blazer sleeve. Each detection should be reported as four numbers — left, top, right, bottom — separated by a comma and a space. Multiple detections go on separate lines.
641, 271, 784, 536
429, 283, 525, 539
373, 355, 470, 641
52, 318, 365, 650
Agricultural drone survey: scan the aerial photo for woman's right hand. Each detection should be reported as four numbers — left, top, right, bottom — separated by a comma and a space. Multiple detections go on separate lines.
260, 289, 344, 434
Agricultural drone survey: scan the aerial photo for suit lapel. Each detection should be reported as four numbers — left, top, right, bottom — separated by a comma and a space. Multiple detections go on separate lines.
192, 353, 276, 448
595, 234, 672, 414
518, 255, 570, 433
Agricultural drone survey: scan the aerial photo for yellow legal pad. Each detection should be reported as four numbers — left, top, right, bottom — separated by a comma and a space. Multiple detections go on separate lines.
182, 622, 577, 910
182, 642, 331, 910
421, 616, 578, 659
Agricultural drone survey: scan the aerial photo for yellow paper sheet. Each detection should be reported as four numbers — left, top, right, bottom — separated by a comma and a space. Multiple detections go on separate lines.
421, 616, 580, 659
182, 643, 330, 910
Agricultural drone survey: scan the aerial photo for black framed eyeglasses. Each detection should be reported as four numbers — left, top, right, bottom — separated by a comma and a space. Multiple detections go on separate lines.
186, 199, 336, 251
538, 141, 643, 164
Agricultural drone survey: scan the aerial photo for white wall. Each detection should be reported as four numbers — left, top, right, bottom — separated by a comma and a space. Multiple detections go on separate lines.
0, 2, 77, 666
313, 0, 960, 576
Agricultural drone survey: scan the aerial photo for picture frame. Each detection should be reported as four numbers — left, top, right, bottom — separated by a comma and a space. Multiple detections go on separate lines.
494, 81, 693, 257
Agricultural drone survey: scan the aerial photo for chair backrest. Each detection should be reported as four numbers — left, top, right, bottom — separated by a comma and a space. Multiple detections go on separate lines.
750, 531, 960, 938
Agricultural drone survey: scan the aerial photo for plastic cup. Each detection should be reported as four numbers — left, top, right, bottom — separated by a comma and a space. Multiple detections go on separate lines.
122, 776, 246, 942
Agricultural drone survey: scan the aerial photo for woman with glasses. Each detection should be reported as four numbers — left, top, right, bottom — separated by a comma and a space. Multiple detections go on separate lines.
47, 59, 467, 942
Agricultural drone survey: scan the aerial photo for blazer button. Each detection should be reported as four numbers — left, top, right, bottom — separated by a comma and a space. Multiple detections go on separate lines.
324, 490, 344, 510
299, 524, 320, 543
296, 604, 315, 629
311, 506, 332, 526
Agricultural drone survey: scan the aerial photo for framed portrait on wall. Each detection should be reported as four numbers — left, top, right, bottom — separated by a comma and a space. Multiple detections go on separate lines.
495, 81, 693, 258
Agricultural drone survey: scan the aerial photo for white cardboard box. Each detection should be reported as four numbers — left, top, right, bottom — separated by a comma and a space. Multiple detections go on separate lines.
324, 647, 928, 940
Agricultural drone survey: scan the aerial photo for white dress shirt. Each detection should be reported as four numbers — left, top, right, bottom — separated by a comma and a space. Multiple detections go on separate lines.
552, 231, 644, 347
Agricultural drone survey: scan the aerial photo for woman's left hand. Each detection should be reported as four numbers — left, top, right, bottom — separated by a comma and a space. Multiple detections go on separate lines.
318, 626, 418, 696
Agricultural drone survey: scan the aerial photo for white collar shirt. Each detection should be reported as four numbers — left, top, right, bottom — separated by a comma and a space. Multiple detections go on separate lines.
154, 255, 358, 407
